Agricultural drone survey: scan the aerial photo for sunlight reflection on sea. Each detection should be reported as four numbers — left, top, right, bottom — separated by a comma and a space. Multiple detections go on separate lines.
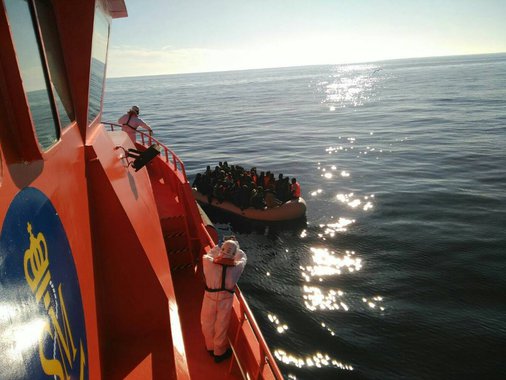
104, 54, 506, 380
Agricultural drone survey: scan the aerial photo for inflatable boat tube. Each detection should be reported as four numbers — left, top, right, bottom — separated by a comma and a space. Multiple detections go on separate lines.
192, 188, 306, 222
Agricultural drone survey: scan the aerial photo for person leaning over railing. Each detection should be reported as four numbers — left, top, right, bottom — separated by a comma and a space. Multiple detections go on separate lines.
118, 105, 153, 143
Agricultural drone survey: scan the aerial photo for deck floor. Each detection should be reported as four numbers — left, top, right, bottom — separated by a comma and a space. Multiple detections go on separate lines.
145, 152, 243, 378
172, 266, 242, 380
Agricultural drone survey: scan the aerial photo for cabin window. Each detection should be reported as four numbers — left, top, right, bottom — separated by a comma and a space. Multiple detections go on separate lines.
88, 6, 110, 124
5, 0, 59, 149
34, 0, 75, 127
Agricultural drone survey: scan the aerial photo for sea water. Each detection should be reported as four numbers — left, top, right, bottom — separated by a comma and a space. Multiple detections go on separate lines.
103, 53, 506, 380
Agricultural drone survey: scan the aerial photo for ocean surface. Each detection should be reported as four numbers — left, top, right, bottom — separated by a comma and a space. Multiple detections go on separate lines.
103, 53, 506, 380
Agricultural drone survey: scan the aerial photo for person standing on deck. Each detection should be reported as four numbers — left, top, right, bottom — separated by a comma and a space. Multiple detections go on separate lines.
201, 238, 247, 363
117, 105, 153, 143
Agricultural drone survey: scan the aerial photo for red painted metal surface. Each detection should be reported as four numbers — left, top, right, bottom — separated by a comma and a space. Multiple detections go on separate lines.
0, 0, 283, 378
103, 123, 284, 379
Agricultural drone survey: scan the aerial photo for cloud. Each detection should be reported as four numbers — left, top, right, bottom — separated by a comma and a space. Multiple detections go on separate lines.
106, 33, 505, 78
107, 41, 348, 78
107, 45, 254, 77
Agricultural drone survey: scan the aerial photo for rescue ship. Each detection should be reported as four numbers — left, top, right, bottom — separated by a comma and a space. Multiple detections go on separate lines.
0, 1, 282, 379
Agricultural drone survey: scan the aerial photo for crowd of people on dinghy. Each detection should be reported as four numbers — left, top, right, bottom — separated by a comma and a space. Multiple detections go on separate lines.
192, 162, 301, 210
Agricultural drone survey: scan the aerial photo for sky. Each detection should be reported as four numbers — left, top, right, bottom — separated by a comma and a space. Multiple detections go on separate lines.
107, 0, 506, 78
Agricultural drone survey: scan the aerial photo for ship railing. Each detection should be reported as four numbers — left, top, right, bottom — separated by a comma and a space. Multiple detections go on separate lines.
104, 121, 283, 379
231, 285, 283, 379
104, 121, 214, 265
103, 122, 187, 183
104, 121, 202, 261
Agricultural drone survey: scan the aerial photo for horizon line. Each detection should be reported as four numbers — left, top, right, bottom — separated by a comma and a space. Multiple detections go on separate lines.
106, 51, 506, 80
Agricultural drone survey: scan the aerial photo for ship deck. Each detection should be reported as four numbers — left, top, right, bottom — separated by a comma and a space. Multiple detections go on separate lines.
172, 266, 242, 379
142, 138, 244, 379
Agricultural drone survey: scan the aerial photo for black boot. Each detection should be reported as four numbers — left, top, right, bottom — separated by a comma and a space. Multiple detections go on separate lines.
214, 348, 232, 363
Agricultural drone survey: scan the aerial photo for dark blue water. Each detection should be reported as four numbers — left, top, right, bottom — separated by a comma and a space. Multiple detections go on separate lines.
103, 53, 506, 380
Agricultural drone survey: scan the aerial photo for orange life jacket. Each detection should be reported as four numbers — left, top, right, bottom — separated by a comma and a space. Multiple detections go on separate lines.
291, 182, 301, 197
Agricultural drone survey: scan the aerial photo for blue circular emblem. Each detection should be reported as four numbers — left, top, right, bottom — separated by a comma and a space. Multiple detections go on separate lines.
0, 188, 88, 379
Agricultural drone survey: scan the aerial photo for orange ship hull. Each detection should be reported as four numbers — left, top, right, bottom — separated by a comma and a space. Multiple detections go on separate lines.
0, 1, 282, 379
